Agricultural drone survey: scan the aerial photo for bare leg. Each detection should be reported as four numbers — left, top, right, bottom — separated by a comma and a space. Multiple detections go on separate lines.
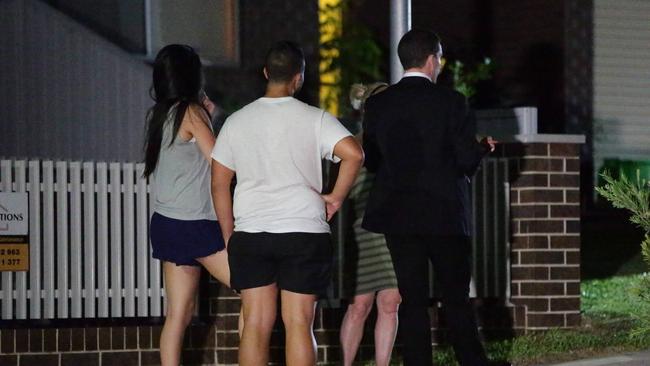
239, 308, 244, 339
239, 284, 278, 366
340, 293, 375, 366
374, 288, 401, 366
160, 262, 201, 366
196, 250, 244, 339
280, 290, 318, 366
196, 249, 230, 287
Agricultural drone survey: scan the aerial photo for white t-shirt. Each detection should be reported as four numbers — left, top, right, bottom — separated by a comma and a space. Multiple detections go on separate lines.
211, 96, 352, 233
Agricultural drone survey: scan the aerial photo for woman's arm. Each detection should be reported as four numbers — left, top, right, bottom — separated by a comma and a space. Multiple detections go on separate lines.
211, 161, 235, 245
181, 103, 216, 161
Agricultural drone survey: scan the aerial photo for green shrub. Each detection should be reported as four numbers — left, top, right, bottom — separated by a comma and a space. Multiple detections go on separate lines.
596, 170, 650, 336
446, 58, 494, 99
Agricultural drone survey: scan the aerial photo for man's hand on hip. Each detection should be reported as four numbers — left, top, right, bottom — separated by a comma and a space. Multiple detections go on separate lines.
321, 193, 344, 221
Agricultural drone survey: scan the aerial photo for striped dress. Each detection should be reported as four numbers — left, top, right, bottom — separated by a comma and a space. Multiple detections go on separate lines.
343, 167, 398, 298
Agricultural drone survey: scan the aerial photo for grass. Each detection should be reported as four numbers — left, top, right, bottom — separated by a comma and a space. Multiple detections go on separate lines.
582, 273, 649, 320
426, 274, 650, 366
432, 325, 650, 365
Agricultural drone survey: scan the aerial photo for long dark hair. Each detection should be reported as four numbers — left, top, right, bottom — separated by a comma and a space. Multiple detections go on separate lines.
143, 44, 209, 177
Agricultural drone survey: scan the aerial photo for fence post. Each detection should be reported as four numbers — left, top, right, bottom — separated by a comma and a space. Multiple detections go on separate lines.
1, 160, 14, 319
70, 162, 83, 318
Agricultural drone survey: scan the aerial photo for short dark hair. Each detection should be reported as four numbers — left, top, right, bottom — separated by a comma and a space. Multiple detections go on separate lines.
397, 29, 441, 69
264, 41, 305, 82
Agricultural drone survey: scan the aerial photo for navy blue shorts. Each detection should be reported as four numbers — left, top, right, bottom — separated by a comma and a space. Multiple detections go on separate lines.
150, 212, 226, 266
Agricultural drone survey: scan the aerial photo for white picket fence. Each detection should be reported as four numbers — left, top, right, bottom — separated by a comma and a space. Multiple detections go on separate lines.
0, 159, 164, 320
0, 157, 511, 320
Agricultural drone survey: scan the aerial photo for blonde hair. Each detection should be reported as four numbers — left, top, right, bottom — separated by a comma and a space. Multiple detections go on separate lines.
349, 82, 388, 110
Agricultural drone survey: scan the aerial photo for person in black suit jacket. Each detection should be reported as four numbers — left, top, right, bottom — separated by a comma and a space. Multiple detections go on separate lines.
362, 29, 496, 366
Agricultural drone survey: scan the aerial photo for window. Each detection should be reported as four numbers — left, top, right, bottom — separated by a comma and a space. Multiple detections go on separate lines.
147, 0, 240, 65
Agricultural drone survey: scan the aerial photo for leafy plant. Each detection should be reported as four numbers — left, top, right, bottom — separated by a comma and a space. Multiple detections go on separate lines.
319, 1, 384, 117
446, 57, 494, 99
597, 170, 650, 230
596, 169, 650, 336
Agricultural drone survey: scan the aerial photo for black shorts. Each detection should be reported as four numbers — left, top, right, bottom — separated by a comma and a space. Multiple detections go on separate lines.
227, 231, 333, 296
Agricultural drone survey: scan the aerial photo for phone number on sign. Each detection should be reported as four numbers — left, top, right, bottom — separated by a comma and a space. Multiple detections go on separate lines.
0, 258, 21, 266
0, 248, 21, 256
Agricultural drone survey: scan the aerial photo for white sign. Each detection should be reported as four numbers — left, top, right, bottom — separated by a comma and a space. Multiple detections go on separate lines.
0, 192, 28, 236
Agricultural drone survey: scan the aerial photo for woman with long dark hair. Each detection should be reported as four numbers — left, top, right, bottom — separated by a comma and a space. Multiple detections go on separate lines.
144, 44, 229, 366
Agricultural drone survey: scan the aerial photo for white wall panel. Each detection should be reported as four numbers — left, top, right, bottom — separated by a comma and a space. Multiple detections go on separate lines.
594, 0, 650, 173
0, 0, 151, 162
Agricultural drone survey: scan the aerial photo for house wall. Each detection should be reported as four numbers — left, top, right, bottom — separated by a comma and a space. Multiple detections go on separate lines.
0, 0, 321, 162
0, 0, 152, 163
593, 0, 650, 173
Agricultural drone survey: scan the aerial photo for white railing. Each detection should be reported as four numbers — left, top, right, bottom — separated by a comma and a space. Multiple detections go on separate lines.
328, 158, 511, 301
0, 159, 163, 320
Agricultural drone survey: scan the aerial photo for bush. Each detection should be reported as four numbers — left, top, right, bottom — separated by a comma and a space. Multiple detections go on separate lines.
596, 170, 650, 336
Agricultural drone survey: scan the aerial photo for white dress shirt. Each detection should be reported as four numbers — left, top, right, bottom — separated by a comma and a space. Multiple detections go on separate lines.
402, 71, 432, 82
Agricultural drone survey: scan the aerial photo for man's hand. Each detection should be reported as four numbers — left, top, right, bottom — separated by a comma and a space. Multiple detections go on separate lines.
324, 136, 363, 221
212, 161, 235, 248
322, 193, 344, 221
480, 136, 497, 153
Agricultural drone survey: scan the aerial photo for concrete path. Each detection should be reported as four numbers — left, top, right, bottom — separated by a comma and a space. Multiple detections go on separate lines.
544, 351, 650, 366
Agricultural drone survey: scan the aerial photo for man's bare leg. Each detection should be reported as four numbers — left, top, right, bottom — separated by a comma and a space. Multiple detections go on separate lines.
239, 284, 278, 366
280, 290, 318, 366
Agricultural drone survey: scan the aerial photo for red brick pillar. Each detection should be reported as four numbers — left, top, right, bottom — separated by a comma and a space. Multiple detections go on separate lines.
504, 139, 584, 330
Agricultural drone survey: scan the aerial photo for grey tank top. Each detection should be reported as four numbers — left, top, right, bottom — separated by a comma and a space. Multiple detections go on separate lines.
152, 108, 216, 221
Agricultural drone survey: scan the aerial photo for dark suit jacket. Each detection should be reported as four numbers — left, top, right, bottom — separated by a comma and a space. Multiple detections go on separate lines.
361, 76, 488, 236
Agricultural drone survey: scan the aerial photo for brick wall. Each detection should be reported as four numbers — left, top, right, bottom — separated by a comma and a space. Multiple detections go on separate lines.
1, 324, 182, 366
0, 322, 242, 365
500, 142, 582, 330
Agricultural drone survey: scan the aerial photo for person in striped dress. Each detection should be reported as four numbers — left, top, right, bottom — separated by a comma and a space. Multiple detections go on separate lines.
340, 82, 401, 366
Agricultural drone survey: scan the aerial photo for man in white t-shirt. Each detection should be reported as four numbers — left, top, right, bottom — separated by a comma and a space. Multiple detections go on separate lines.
211, 41, 363, 366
